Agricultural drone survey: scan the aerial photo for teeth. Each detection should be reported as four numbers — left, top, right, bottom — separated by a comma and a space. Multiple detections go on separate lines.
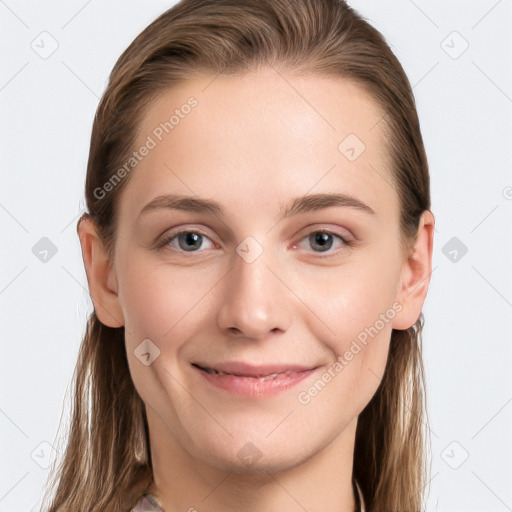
260, 373, 280, 380
202, 366, 286, 379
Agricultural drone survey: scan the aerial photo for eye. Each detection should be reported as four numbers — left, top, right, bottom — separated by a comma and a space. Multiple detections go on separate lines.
157, 227, 352, 256
158, 229, 215, 253
294, 229, 352, 256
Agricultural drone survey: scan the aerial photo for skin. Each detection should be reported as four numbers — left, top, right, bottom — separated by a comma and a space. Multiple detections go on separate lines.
78, 68, 434, 512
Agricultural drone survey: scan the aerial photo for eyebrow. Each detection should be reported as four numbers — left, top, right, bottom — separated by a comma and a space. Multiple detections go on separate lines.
138, 192, 376, 220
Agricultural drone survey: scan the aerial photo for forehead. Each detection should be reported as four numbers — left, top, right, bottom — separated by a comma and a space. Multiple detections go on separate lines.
118, 69, 397, 225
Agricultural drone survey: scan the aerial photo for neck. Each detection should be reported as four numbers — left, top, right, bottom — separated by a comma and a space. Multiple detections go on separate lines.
147, 406, 358, 512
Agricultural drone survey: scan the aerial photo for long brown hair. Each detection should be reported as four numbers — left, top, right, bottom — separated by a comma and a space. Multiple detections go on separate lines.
41, 1, 432, 510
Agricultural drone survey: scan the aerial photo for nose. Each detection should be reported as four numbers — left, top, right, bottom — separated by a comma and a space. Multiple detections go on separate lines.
216, 242, 293, 340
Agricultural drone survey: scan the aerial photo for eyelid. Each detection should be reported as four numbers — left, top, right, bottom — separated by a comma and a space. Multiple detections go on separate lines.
294, 223, 354, 245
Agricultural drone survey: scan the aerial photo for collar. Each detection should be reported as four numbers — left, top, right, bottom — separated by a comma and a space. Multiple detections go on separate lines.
135, 481, 366, 512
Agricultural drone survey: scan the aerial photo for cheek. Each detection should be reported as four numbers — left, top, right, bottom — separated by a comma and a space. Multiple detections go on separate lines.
118, 254, 212, 341
118, 254, 215, 409
293, 252, 400, 405
117, 252, 224, 389
296, 249, 400, 340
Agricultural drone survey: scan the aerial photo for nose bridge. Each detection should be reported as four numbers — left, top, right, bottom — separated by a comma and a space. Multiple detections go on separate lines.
216, 236, 292, 339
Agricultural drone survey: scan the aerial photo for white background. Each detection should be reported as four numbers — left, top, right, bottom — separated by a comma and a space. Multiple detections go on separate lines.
1, 1, 511, 511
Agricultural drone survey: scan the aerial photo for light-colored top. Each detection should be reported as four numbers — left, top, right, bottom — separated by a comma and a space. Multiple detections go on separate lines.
131, 493, 164, 512
131, 479, 366, 512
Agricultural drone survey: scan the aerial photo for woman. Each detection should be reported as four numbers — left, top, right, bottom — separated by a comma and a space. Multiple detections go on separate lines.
41, 0, 435, 510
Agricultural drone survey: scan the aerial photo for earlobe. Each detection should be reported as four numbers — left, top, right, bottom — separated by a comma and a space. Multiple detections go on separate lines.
77, 214, 125, 328
392, 210, 435, 330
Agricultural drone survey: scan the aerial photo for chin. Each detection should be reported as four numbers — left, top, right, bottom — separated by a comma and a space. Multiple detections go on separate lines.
195, 437, 309, 476
214, 453, 300, 476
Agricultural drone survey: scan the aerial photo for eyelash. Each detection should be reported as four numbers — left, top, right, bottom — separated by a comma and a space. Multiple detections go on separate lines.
156, 228, 353, 258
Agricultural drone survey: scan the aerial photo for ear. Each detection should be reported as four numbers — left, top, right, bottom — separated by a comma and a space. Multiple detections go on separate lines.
76, 214, 125, 328
392, 210, 435, 330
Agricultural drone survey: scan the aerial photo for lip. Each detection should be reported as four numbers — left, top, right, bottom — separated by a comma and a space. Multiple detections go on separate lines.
193, 361, 316, 377
191, 361, 320, 398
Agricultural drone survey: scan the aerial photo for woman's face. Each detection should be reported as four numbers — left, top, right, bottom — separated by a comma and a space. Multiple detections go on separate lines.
86, 70, 432, 475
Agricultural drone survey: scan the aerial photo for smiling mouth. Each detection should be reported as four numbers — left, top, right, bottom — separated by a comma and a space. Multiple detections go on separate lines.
191, 361, 320, 397
191, 361, 318, 378
192, 363, 291, 380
